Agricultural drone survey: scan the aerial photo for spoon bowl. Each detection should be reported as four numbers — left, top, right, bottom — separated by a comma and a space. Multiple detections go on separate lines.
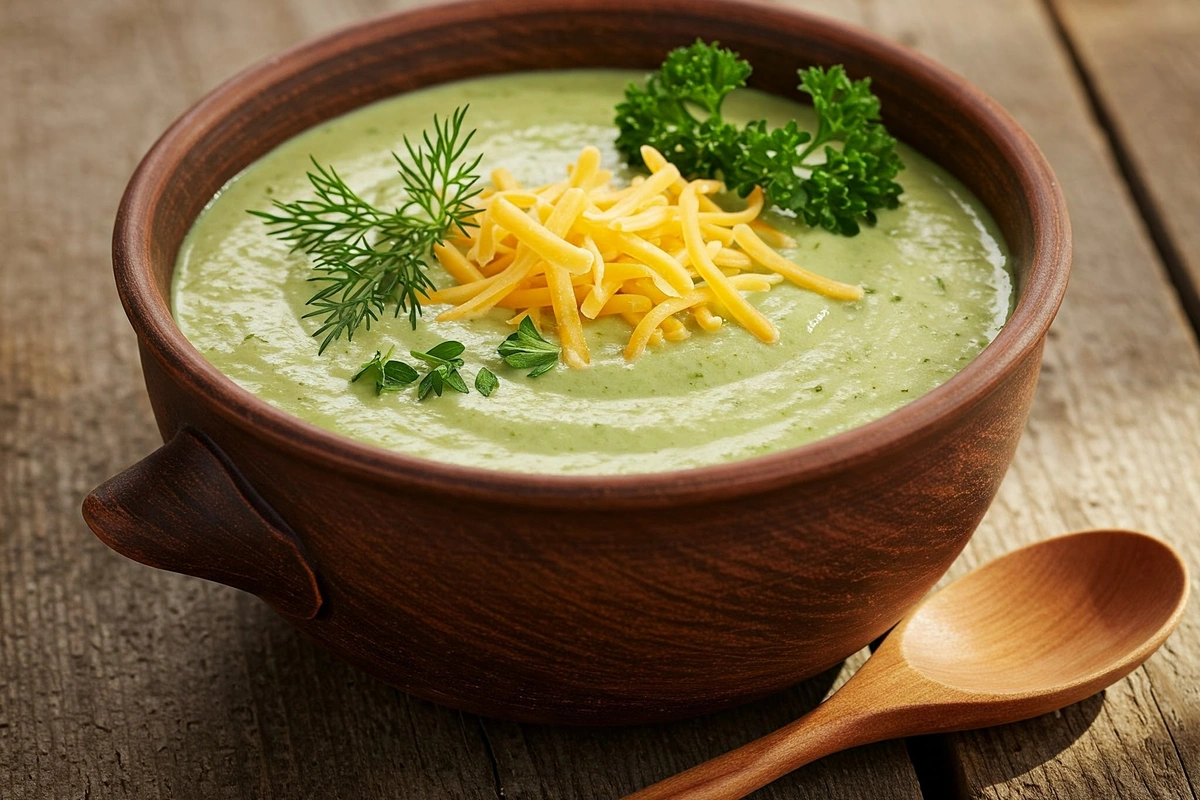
902, 529, 1188, 695
626, 530, 1189, 800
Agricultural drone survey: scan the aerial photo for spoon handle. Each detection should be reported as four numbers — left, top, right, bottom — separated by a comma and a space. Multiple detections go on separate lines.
621, 688, 889, 800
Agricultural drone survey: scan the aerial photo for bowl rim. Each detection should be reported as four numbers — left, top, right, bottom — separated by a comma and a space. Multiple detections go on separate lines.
113, 0, 1070, 507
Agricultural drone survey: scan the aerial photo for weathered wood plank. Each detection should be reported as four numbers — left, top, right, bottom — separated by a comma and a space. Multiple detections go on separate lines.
1042, 0, 1200, 779
0, 2, 499, 798
480, 649, 925, 799
766, 0, 1200, 796
5, 0, 1199, 796
1050, 0, 1200, 331
0, 0, 923, 798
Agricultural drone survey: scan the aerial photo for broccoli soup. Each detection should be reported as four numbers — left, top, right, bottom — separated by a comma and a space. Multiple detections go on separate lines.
173, 69, 1012, 475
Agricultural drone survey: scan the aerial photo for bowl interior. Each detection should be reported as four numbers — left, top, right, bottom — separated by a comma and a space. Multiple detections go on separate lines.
117, 0, 1068, 499
138, 0, 1052, 307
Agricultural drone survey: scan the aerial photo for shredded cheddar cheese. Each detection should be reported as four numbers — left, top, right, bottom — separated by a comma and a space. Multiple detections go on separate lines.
432, 145, 864, 367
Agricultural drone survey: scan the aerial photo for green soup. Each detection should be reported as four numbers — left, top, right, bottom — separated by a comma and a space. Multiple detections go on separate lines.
173, 70, 1012, 475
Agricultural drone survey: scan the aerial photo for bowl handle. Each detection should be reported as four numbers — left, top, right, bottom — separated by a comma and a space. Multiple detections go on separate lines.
82, 427, 323, 620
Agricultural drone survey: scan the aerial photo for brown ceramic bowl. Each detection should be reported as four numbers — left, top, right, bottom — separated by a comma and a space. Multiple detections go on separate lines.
84, 0, 1070, 725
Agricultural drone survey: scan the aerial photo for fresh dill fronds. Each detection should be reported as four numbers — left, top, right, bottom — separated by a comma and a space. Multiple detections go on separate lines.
497, 317, 560, 377
252, 107, 483, 353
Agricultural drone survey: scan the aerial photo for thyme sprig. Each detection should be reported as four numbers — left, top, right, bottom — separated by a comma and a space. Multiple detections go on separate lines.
411, 341, 470, 400
352, 346, 419, 394
352, 341, 499, 400
497, 317, 561, 377
252, 107, 482, 353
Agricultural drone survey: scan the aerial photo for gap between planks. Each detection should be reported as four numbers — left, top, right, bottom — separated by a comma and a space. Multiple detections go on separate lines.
1039, 0, 1200, 345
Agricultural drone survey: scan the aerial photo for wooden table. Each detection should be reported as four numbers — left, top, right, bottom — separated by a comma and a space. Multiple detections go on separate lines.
3, 0, 1198, 796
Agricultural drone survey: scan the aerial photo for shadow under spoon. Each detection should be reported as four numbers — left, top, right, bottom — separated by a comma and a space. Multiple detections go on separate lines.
624, 529, 1190, 800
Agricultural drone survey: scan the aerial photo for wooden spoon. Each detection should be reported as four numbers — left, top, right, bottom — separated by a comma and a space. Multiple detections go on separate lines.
624, 529, 1189, 800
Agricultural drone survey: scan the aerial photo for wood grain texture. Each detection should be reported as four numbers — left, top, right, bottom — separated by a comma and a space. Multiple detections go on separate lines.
477, 652, 926, 800
100, 0, 1066, 726
1041, 2, 1200, 781
1049, 0, 1200, 331
0, 0, 923, 796
770, 0, 1200, 795
625, 531, 1190, 800
2, 0, 1197, 798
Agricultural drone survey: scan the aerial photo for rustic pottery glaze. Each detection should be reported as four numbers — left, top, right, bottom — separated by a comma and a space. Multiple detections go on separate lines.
84, 0, 1071, 725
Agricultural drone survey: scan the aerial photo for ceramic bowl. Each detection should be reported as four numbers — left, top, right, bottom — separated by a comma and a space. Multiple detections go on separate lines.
85, 0, 1070, 725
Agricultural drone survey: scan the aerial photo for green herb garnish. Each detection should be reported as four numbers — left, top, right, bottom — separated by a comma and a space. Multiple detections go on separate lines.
411, 341, 469, 400
614, 41, 904, 236
474, 367, 499, 397
497, 317, 560, 377
252, 108, 482, 353
352, 347, 420, 394
410, 340, 467, 367
353, 340, 497, 401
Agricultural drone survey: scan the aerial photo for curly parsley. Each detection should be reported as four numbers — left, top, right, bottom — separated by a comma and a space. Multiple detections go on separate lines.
614, 41, 904, 236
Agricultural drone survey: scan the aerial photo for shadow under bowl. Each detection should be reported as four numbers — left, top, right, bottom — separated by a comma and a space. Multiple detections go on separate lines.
85, 0, 1070, 725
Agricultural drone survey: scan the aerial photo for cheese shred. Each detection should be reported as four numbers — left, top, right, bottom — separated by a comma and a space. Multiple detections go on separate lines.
431, 145, 863, 366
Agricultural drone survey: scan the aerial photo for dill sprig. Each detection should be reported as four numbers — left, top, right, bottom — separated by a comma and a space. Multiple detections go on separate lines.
251, 107, 482, 353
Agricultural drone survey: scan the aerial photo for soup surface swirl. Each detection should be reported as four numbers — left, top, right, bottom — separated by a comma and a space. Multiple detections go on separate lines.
173, 70, 1013, 475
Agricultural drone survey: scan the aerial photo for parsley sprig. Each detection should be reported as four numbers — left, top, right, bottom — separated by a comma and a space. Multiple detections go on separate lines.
352, 341, 499, 400
497, 317, 560, 377
252, 108, 482, 353
614, 41, 904, 236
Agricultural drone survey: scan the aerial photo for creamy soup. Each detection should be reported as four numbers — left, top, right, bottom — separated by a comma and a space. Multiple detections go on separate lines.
173, 70, 1012, 475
